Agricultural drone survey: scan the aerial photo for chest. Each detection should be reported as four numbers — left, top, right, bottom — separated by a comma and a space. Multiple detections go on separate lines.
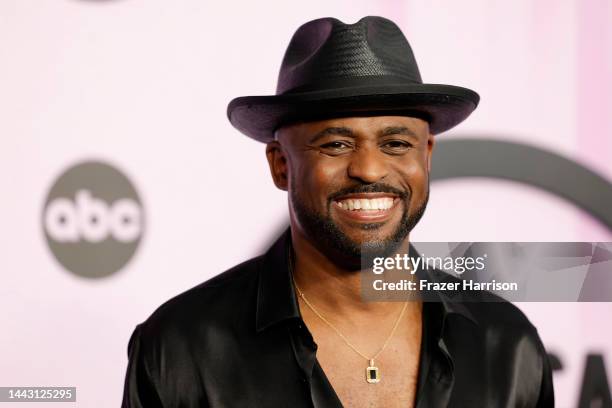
304, 313, 423, 408
316, 343, 420, 407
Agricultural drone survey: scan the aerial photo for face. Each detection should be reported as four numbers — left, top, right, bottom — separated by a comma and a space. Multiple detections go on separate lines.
266, 115, 434, 268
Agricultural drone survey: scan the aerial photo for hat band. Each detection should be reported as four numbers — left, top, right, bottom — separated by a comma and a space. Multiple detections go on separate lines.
278, 75, 423, 95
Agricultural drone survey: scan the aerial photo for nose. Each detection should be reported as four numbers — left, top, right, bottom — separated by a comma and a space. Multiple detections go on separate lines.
347, 145, 389, 183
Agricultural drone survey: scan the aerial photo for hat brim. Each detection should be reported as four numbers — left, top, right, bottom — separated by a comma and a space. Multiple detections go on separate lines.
227, 83, 479, 143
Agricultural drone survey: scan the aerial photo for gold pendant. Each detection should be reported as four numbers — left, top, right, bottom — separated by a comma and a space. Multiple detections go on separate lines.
366, 359, 380, 384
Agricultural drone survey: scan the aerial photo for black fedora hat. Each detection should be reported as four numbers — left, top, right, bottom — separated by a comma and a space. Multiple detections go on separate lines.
227, 16, 479, 143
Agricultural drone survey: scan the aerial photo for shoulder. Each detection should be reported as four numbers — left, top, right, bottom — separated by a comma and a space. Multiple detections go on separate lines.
461, 298, 547, 361
464, 292, 536, 330
440, 293, 554, 406
137, 255, 264, 343
430, 269, 538, 331
429, 269, 545, 355
446, 289, 548, 369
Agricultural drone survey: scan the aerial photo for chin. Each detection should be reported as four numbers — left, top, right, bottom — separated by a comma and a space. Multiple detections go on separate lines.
337, 221, 400, 243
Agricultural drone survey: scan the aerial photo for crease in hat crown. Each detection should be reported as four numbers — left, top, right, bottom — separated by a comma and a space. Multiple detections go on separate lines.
227, 16, 480, 143
276, 16, 423, 95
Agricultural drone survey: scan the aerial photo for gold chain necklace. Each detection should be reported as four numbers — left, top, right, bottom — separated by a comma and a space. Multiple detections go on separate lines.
289, 254, 408, 384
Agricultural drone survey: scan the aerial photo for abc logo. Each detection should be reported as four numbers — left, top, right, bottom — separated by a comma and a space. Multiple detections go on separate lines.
43, 161, 144, 278
45, 190, 141, 243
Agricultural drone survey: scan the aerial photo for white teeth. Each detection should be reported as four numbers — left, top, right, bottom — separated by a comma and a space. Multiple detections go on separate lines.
335, 197, 395, 211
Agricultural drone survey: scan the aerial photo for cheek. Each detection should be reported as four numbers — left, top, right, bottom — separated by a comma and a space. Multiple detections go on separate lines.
396, 160, 429, 195
299, 158, 346, 204
404, 162, 428, 180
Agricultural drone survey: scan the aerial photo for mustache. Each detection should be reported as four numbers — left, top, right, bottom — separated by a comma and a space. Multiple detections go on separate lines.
328, 183, 409, 201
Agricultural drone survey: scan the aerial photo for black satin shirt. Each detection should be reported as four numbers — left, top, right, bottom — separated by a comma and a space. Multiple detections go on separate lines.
121, 228, 554, 407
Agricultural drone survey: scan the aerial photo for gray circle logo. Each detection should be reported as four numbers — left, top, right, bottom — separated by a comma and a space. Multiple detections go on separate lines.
42, 161, 144, 278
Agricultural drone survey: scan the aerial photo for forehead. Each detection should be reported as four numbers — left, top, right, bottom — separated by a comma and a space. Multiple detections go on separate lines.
276, 115, 430, 142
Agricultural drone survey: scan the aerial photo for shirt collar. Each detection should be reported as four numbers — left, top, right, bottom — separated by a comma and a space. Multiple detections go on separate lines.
255, 226, 478, 333
409, 243, 479, 327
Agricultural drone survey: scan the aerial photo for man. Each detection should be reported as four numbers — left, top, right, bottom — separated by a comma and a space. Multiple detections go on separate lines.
122, 17, 554, 407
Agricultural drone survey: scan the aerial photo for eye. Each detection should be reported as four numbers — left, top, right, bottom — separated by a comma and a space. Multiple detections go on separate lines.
319, 140, 353, 154
381, 140, 412, 154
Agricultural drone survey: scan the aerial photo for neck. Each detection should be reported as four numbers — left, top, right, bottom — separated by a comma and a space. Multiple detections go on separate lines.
290, 226, 413, 319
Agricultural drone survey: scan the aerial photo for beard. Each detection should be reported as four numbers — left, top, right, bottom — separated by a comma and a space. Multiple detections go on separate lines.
290, 175, 429, 270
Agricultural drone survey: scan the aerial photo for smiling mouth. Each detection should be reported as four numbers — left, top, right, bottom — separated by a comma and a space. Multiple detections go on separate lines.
332, 194, 400, 221
334, 196, 397, 211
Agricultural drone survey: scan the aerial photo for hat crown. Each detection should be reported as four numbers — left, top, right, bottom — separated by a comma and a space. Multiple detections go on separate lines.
276, 16, 423, 95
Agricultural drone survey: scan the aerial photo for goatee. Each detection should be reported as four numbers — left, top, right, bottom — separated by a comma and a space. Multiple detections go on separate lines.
290, 178, 429, 270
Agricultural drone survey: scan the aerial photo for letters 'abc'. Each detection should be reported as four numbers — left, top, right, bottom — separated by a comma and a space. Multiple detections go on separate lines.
45, 189, 142, 243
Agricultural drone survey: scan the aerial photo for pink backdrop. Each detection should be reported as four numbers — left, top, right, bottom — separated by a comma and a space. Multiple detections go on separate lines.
1, 0, 610, 406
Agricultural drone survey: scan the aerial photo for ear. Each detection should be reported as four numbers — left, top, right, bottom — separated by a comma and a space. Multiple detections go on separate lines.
265, 141, 289, 191
426, 133, 435, 173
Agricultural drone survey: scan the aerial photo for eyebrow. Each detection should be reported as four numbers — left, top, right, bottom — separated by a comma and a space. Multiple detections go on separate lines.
380, 126, 418, 138
308, 127, 355, 144
308, 125, 420, 144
